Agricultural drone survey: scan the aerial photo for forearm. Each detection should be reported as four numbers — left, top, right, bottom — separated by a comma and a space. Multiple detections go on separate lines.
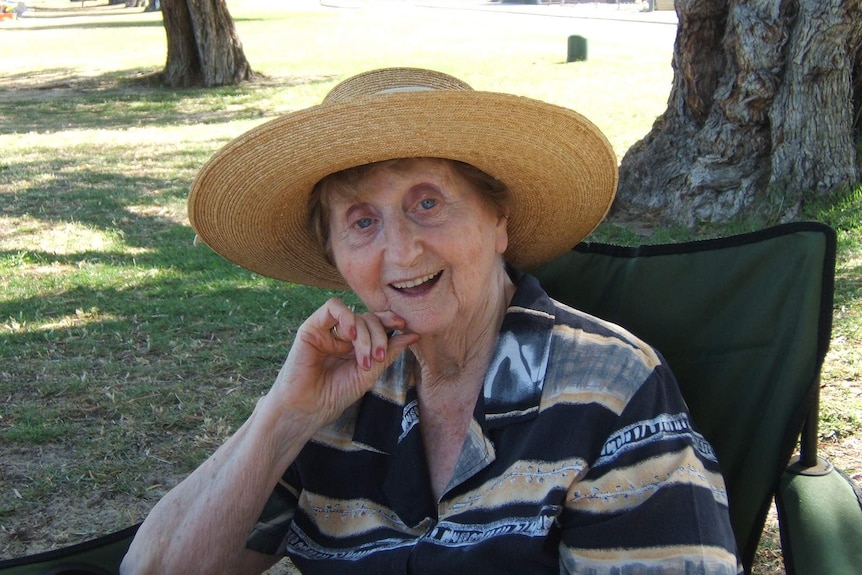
121, 301, 416, 575
121, 395, 317, 575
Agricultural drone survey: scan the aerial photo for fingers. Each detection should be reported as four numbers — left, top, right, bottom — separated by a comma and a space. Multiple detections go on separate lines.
275, 299, 420, 429
321, 299, 418, 372
326, 299, 356, 343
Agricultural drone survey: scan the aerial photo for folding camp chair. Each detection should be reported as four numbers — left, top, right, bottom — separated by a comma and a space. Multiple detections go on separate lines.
533, 221, 861, 574
1, 221, 859, 574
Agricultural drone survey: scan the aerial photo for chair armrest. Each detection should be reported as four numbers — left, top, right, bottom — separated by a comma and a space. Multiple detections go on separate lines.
776, 460, 862, 575
0, 523, 139, 575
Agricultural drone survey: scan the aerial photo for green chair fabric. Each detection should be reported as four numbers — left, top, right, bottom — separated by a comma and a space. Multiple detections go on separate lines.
0, 524, 138, 575
532, 221, 848, 573
1, 222, 855, 575
777, 462, 862, 574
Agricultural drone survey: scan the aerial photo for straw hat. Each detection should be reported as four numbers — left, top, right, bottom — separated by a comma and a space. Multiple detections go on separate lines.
188, 67, 618, 290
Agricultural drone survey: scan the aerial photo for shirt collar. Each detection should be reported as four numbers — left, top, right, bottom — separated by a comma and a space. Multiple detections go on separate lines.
482, 268, 556, 424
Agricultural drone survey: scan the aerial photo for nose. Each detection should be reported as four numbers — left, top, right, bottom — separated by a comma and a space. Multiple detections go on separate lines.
384, 214, 423, 266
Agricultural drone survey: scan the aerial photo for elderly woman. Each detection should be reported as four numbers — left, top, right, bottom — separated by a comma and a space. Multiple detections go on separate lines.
122, 68, 741, 575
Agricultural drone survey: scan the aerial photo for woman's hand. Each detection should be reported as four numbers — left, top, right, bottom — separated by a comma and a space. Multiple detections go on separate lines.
121, 298, 413, 575
268, 297, 420, 432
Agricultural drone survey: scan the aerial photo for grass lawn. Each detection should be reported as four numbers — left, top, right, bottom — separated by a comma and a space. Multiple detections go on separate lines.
0, 1, 859, 573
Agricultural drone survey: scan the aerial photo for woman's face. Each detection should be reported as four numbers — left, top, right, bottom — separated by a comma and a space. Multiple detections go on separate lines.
327, 158, 509, 336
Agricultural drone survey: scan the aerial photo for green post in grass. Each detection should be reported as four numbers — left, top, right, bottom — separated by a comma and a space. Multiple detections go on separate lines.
567, 35, 588, 62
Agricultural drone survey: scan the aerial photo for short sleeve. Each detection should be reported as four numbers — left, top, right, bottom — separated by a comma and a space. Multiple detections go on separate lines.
557, 365, 743, 575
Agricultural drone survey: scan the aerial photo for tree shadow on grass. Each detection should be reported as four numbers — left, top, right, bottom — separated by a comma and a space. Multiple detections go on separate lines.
0, 255, 337, 365
0, 133, 349, 547
0, 146, 353, 371
3, 33, 381, 560
0, 151, 344, 403
0, 68, 336, 134
1, 156, 200, 253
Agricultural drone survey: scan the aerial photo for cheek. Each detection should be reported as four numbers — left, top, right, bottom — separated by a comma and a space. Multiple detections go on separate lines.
469, 213, 508, 262
335, 254, 388, 308
451, 232, 501, 285
335, 253, 366, 289
332, 241, 360, 284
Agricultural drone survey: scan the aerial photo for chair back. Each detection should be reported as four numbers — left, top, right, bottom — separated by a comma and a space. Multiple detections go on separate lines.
532, 222, 836, 570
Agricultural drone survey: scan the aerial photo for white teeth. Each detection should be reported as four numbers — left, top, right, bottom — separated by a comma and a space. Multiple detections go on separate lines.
392, 272, 440, 289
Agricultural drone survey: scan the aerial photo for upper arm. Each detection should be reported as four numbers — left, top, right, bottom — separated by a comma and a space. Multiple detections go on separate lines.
556, 368, 741, 574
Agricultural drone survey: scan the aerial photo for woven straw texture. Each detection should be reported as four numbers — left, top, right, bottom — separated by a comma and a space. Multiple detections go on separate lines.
188, 69, 618, 289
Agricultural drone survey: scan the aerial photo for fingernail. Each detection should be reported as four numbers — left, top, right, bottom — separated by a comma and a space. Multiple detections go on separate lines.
375, 347, 385, 361
363, 356, 371, 370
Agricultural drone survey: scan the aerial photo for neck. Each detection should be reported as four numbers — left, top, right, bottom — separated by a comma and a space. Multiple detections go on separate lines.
411, 265, 516, 395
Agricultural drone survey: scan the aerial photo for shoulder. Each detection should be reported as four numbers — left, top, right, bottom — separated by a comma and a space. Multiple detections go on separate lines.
541, 298, 666, 416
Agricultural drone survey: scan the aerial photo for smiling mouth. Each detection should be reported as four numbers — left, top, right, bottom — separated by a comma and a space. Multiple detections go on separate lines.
391, 271, 442, 291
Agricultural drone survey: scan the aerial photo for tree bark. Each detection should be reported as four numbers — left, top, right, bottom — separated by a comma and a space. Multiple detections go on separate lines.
161, 0, 254, 88
615, 0, 862, 226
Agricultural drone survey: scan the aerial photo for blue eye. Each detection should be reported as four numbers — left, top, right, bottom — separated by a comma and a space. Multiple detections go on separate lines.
354, 217, 374, 230
419, 198, 438, 210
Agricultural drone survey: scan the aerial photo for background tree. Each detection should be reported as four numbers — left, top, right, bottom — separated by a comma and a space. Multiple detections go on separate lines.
615, 0, 862, 225
160, 0, 254, 88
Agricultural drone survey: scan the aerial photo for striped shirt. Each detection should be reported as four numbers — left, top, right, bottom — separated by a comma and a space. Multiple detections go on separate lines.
247, 271, 742, 574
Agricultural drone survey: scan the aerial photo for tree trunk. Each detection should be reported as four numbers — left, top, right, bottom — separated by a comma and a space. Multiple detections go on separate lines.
614, 0, 862, 226
161, 0, 254, 88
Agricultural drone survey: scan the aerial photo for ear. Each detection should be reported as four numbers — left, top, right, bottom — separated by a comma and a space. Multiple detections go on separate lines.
495, 207, 510, 255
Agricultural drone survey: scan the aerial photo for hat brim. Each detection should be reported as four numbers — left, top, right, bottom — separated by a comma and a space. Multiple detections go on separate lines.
188, 90, 618, 290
